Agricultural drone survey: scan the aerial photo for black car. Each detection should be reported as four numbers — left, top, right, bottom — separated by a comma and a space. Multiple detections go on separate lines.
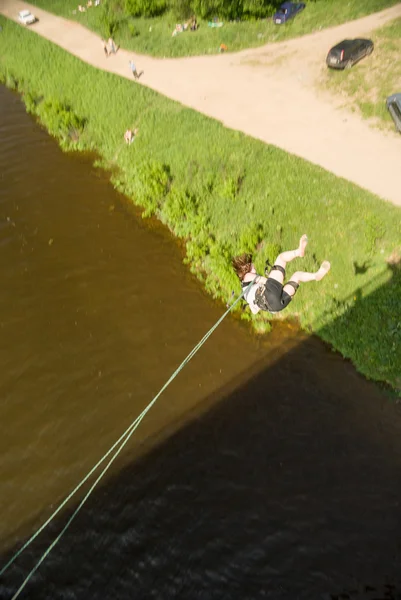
326, 38, 374, 70
386, 93, 401, 133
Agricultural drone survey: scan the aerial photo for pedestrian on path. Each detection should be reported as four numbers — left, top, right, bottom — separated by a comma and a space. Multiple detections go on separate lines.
101, 39, 109, 57
129, 60, 143, 80
108, 37, 118, 54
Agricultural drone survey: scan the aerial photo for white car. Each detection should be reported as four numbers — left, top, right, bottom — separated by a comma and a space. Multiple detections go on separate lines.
18, 10, 37, 25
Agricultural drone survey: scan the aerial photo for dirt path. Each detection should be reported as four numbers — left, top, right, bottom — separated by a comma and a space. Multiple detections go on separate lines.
2, 0, 401, 206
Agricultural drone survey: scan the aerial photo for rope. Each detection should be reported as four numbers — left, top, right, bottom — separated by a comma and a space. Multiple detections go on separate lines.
2, 282, 253, 599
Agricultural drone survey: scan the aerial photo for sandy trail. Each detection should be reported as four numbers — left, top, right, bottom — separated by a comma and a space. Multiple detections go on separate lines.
1, 0, 401, 206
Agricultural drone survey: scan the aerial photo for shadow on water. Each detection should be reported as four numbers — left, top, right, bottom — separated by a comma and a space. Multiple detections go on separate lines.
1, 270, 401, 600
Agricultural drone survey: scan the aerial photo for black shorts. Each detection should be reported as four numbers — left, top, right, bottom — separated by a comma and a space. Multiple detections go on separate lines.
264, 277, 293, 312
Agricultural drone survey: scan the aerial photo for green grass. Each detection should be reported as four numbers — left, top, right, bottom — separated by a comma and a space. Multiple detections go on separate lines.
1, 15, 400, 394
27, 0, 400, 57
323, 17, 401, 131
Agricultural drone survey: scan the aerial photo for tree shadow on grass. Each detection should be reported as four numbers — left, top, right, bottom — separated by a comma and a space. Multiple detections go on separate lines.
2, 283, 401, 600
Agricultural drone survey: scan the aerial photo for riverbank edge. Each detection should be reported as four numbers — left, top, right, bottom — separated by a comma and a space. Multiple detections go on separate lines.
1, 15, 400, 396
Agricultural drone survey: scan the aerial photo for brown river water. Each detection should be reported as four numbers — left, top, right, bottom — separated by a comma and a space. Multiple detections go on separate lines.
1, 84, 401, 600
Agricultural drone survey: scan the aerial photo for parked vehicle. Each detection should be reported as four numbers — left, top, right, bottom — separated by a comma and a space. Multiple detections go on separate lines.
386, 93, 401, 133
326, 39, 373, 70
18, 10, 37, 26
273, 2, 305, 25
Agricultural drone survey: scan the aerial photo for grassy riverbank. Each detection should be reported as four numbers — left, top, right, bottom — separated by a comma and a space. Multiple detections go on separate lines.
28, 0, 400, 57
0, 15, 400, 394
322, 17, 401, 131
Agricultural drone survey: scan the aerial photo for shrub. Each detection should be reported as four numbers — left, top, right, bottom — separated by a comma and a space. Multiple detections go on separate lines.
190, 0, 224, 19
36, 99, 86, 143
99, 3, 119, 37
189, 0, 275, 19
125, 0, 168, 17
133, 161, 172, 217
5, 71, 18, 90
170, 0, 193, 19
22, 91, 39, 114
128, 22, 140, 37
161, 186, 199, 237
364, 214, 385, 255
204, 240, 237, 299
263, 241, 281, 267
238, 222, 266, 254
185, 233, 212, 268
242, 0, 276, 19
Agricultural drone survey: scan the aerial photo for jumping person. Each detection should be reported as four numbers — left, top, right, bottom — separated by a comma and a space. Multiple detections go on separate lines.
232, 235, 330, 314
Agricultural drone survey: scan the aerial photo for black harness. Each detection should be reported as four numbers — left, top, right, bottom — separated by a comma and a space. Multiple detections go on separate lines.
241, 278, 271, 312
240, 263, 299, 314
254, 284, 271, 311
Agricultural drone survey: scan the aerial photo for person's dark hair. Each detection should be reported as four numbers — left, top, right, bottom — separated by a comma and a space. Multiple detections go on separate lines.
232, 254, 253, 281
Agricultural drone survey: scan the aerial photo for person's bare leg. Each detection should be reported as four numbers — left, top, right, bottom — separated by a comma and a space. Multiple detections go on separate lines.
283, 261, 331, 296
315, 261, 331, 281
268, 235, 308, 284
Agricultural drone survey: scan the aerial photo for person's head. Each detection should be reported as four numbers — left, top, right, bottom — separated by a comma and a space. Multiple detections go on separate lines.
232, 254, 254, 281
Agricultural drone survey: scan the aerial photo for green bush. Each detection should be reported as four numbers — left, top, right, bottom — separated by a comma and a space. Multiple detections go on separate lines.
243, 0, 276, 19
36, 99, 86, 143
364, 214, 385, 255
170, 0, 193, 19
238, 222, 266, 254
5, 71, 18, 90
188, 0, 275, 19
128, 22, 140, 36
22, 91, 40, 114
185, 233, 212, 268
161, 186, 199, 236
133, 160, 172, 217
263, 242, 281, 266
125, 0, 167, 17
99, 3, 119, 37
204, 240, 237, 299
217, 174, 242, 201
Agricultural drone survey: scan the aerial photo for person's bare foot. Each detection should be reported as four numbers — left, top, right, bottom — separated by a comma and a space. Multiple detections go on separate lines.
315, 261, 331, 281
297, 234, 308, 257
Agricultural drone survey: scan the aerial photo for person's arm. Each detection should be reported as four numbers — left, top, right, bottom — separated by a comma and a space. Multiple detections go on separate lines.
242, 275, 264, 314
249, 302, 260, 315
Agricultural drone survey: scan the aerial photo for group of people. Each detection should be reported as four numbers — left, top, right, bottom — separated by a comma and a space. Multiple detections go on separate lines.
172, 16, 198, 36
101, 37, 118, 57
77, 0, 100, 12
232, 235, 330, 315
100, 39, 143, 81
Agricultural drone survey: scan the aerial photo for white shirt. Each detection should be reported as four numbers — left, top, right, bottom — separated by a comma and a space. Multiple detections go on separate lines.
243, 276, 261, 314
